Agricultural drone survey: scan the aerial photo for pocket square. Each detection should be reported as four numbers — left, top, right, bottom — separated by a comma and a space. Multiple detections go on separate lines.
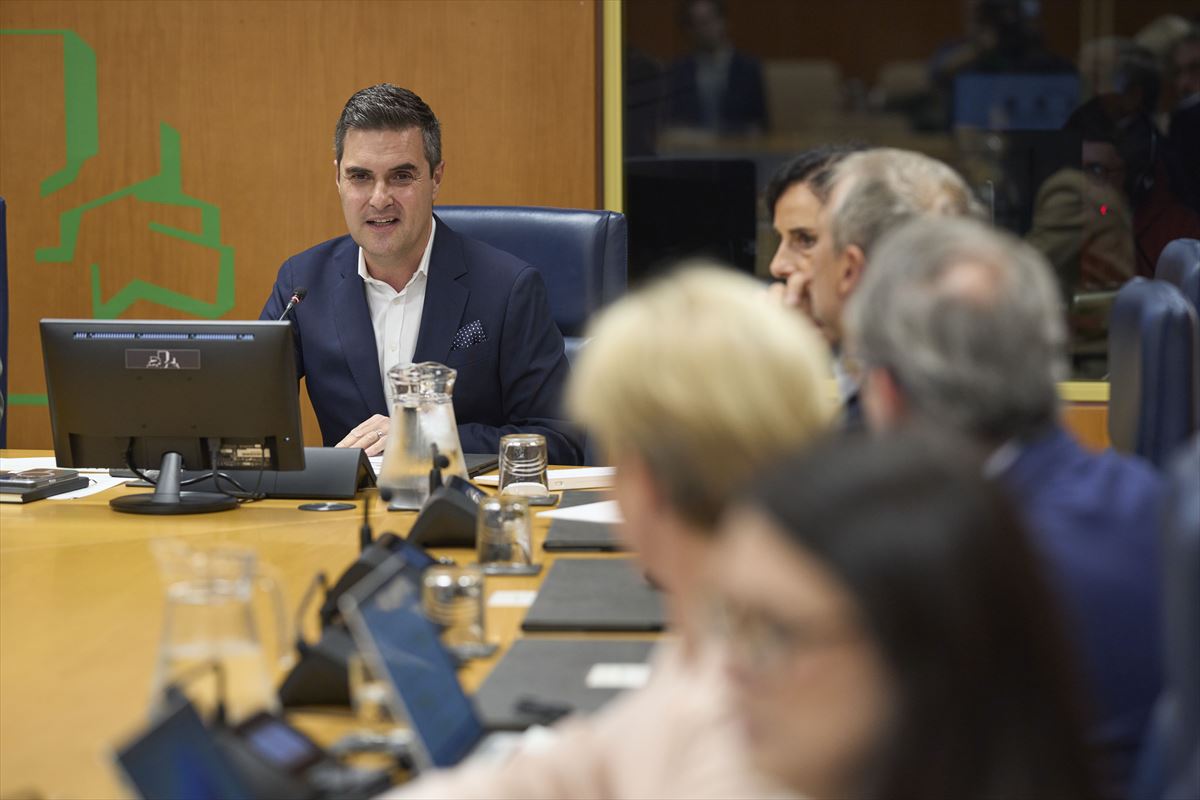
452, 319, 488, 351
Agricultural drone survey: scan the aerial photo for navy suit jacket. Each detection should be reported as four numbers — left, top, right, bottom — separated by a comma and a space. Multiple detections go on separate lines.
664, 50, 768, 134
260, 216, 584, 465
1001, 426, 1164, 792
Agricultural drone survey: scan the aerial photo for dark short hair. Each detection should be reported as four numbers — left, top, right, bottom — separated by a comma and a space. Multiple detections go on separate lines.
739, 430, 1098, 800
679, 0, 726, 26
334, 84, 442, 169
764, 144, 866, 217
1064, 96, 1123, 146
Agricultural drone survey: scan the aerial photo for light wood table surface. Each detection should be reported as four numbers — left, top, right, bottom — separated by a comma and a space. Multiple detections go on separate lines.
0, 450, 643, 799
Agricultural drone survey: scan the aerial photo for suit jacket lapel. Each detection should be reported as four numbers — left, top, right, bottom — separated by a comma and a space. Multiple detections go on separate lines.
413, 216, 470, 364
332, 242, 388, 414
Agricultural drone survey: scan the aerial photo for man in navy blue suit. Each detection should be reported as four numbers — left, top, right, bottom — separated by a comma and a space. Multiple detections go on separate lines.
846, 216, 1164, 795
261, 84, 582, 465
664, 0, 767, 135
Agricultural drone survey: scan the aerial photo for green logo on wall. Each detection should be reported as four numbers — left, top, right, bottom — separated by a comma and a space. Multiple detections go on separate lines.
1, 29, 237, 406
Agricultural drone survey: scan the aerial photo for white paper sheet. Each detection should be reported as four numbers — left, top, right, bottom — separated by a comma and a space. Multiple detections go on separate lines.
0, 456, 113, 475
536, 499, 624, 524
585, 663, 652, 690
0, 457, 60, 472
487, 590, 538, 608
474, 467, 616, 491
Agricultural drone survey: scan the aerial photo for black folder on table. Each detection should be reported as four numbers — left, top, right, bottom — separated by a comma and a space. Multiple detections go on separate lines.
543, 519, 622, 551
521, 558, 665, 632
542, 491, 623, 552
475, 638, 656, 730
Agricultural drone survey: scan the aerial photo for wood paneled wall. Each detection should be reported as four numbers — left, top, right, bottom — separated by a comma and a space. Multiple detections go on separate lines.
0, 0, 599, 448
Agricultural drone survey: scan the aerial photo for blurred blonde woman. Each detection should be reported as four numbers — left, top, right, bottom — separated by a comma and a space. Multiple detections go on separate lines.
393, 264, 832, 799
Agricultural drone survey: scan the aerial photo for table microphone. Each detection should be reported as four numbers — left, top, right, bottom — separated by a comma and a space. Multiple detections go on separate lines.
278, 286, 308, 321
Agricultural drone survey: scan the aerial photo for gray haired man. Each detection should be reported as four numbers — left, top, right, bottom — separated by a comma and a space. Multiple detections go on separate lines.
845, 215, 1163, 795
787, 147, 980, 425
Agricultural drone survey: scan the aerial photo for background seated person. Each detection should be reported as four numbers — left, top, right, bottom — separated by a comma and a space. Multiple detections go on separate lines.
261, 84, 582, 464
390, 265, 832, 799
716, 430, 1099, 799
664, 0, 768, 135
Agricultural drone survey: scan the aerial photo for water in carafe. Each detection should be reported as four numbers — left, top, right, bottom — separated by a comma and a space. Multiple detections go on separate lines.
378, 362, 467, 510
149, 539, 289, 722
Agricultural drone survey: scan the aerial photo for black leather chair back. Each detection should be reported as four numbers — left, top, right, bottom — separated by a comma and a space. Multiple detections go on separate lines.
435, 206, 627, 355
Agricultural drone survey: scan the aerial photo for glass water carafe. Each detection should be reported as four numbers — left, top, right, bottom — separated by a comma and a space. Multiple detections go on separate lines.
149, 539, 290, 722
378, 361, 468, 510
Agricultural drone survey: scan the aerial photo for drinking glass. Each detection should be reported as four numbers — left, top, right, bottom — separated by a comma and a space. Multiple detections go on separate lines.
498, 433, 549, 496
476, 496, 540, 575
420, 564, 496, 660
347, 652, 392, 725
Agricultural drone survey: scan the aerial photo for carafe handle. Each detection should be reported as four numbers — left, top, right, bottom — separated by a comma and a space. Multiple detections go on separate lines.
256, 568, 294, 672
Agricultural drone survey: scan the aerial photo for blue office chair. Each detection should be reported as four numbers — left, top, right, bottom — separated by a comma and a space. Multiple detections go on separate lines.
434, 206, 627, 363
0, 196, 8, 448
1107, 278, 1200, 468
1129, 435, 1200, 800
1155, 238, 1200, 316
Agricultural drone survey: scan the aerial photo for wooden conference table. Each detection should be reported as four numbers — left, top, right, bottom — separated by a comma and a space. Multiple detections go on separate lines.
0, 451, 642, 799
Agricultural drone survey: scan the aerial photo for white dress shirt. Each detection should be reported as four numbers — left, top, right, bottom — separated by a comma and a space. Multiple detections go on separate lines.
358, 219, 436, 395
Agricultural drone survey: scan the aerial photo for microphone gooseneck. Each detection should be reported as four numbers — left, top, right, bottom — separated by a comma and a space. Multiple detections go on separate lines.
278, 286, 309, 321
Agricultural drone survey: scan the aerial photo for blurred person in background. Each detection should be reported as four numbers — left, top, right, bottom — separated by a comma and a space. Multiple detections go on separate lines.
392, 265, 832, 799
664, 0, 768, 135
1167, 28, 1200, 209
1065, 44, 1200, 268
929, 0, 1075, 128
845, 216, 1164, 794
779, 147, 980, 427
1024, 164, 1134, 371
715, 430, 1099, 800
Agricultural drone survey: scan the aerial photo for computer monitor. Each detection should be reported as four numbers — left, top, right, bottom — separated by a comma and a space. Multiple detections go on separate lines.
40, 319, 305, 515
624, 157, 758, 284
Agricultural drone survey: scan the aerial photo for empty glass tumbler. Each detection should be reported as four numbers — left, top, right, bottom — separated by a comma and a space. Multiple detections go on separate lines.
476, 495, 538, 575
497, 433, 549, 496
420, 564, 496, 660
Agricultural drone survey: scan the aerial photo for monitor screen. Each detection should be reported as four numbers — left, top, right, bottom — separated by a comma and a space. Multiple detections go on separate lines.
40, 319, 305, 473
341, 558, 484, 769
953, 73, 1080, 131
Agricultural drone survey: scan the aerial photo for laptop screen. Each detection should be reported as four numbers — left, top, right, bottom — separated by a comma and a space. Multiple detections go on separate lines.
343, 559, 484, 769
115, 693, 251, 800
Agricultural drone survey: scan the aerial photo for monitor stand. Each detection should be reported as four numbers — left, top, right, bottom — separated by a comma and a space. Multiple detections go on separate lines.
110, 452, 239, 515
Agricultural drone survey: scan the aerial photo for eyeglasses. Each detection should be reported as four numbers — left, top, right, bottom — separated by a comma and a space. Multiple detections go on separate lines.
1082, 162, 1125, 183
708, 595, 862, 672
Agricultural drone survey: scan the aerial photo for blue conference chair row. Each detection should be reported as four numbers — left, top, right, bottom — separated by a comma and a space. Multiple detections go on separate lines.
1108, 238, 1200, 470
1113, 238, 1200, 800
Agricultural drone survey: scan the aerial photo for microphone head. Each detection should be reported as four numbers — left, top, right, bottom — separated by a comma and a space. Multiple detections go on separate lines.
294, 287, 308, 301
